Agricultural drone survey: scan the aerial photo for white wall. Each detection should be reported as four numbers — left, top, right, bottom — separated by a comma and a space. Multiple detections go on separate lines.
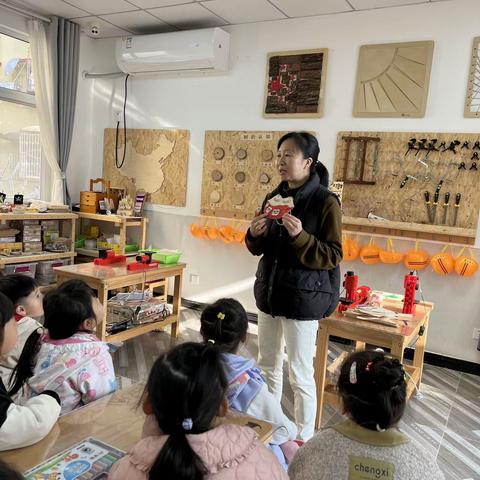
70, 0, 480, 363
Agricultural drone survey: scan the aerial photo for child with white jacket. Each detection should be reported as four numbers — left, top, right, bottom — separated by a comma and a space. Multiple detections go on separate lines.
0, 291, 60, 451
9, 279, 117, 414
200, 298, 299, 468
0, 274, 43, 389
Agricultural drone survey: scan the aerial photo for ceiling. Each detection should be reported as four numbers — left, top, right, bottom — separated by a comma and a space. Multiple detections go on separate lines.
8, 0, 448, 38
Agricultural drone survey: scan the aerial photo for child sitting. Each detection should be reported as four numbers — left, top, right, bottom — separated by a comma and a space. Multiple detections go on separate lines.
9, 279, 117, 414
0, 274, 43, 388
0, 292, 60, 451
200, 298, 298, 468
109, 342, 288, 480
288, 349, 445, 480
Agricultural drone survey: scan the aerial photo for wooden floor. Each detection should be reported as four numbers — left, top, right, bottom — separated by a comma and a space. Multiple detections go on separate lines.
112, 308, 480, 480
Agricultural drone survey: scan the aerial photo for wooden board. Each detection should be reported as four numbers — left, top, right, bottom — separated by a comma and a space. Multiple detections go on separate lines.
464, 37, 480, 118
263, 49, 328, 118
353, 41, 434, 118
103, 128, 189, 207
333, 131, 480, 230
201, 131, 290, 219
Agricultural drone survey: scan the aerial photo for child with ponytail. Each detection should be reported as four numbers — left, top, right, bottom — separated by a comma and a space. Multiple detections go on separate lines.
109, 342, 288, 480
200, 298, 298, 468
9, 279, 116, 413
288, 350, 445, 479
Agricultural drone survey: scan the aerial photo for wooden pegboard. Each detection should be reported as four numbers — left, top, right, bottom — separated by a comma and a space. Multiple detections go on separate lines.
334, 131, 480, 231
103, 128, 189, 207
201, 131, 290, 219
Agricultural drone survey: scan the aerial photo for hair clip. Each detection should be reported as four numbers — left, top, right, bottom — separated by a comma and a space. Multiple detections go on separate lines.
36, 326, 45, 335
365, 361, 374, 373
376, 424, 386, 432
217, 312, 225, 321
207, 339, 215, 345
349, 361, 357, 384
182, 418, 193, 431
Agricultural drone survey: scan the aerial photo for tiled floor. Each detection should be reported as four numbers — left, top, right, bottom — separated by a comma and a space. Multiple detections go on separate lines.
112, 309, 480, 480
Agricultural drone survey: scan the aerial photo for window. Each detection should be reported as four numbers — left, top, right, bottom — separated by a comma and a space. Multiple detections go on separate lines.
0, 31, 42, 200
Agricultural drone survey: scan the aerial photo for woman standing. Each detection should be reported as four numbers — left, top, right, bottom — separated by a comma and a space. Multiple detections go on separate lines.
246, 132, 342, 441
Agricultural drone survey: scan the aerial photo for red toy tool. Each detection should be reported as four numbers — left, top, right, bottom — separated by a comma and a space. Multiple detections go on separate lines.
126, 252, 159, 271
338, 271, 371, 313
402, 271, 418, 314
93, 250, 126, 266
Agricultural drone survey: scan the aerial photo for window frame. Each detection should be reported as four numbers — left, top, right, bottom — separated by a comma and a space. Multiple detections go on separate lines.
0, 24, 47, 201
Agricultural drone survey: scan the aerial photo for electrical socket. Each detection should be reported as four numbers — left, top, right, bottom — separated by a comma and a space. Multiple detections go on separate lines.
473, 328, 480, 340
115, 111, 123, 123
190, 274, 200, 286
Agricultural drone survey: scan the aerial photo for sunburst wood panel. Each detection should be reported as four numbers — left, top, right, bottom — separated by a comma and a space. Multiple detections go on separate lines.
464, 37, 480, 118
353, 41, 434, 118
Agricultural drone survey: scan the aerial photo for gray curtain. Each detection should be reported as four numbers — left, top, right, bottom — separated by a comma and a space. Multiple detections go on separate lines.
51, 17, 80, 205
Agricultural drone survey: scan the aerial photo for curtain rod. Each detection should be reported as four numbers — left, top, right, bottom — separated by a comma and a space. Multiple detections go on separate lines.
0, 1, 51, 23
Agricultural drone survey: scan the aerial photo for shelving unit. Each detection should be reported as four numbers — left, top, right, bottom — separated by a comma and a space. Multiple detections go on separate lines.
342, 216, 476, 247
0, 212, 77, 271
76, 213, 148, 257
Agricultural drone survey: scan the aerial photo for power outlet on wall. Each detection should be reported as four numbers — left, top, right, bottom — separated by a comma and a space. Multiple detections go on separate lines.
473, 328, 480, 340
190, 274, 200, 286
115, 111, 123, 123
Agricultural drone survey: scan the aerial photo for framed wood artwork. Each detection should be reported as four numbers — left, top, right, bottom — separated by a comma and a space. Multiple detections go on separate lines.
353, 41, 434, 118
263, 48, 328, 118
464, 37, 480, 117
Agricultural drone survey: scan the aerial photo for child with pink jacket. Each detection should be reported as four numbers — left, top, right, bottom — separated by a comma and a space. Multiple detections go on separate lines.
109, 342, 287, 480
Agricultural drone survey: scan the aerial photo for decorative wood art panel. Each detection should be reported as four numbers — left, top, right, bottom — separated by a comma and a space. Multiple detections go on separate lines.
263, 49, 328, 118
353, 41, 434, 118
201, 131, 289, 219
103, 128, 189, 207
333, 131, 480, 230
465, 37, 480, 117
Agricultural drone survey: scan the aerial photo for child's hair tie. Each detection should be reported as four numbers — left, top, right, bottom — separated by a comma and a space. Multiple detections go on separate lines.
36, 326, 44, 335
365, 361, 374, 373
376, 424, 386, 432
182, 418, 193, 431
217, 312, 225, 321
207, 339, 215, 345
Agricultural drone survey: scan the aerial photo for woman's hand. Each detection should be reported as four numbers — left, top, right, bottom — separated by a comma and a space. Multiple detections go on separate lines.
283, 213, 303, 238
249, 212, 268, 238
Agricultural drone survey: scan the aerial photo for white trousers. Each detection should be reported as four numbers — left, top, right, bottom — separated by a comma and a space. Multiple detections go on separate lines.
257, 311, 318, 441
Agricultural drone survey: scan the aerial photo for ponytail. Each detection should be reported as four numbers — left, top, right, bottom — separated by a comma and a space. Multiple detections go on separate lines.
9, 329, 41, 396
315, 161, 329, 188
149, 431, 206, 480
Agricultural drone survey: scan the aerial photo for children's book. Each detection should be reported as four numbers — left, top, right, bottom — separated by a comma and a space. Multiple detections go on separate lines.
24, 437, 124, 479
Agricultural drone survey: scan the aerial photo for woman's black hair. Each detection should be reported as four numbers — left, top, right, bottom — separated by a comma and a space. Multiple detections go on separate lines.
0, 460, 23, 480
147, 342, 227, 480
338, 350, 407, 431
9, 279, 97, 395
0, 274, 38, 306
277, 131, 329, 187
200, 298, 248, 353
0, 292, 14, 351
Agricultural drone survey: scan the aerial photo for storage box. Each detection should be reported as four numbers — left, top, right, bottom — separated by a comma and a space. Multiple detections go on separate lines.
41, 220, 60, 231
2, 262, 37, 278
36, 259, 70, 286
23, 242, 43, 253
43, 231, 59, 244
0, 242, 22, 254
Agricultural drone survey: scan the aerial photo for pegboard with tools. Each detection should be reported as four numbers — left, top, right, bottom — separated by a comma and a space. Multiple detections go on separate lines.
333, 131, 480, 231
201, 131, 290, 219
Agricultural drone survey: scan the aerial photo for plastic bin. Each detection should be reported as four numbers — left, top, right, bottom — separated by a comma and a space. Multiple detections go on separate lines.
2, 262, 37, 278
36, 259, 70, 286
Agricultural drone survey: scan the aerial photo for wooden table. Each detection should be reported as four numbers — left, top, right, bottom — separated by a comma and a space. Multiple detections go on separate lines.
54, 262, 186, 343
0, 384, 273, 473
315, 293, 434, 429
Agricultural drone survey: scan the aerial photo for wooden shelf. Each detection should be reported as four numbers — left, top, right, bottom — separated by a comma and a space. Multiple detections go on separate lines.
0, 212, 77, 221
77, 213, 147, 226
106, 314, 178, 343
342, 216, 476, 246
0, 252, 76, 266
75, 248, 139, 258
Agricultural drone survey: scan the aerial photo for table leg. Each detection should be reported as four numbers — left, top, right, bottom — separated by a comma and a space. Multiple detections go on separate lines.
314, 322, 330, 430
412, 313, 429, 390
170, 273, 183, 339
140, 219, 147, 251
119, 223, 127, 256
355, 341, 366, 351
391, 340, 405, 362
97, 285, 109, 341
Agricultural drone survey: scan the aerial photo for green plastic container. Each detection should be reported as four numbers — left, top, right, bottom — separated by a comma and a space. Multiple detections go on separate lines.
125, 243, 139, 253
139, 248, 182, 264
